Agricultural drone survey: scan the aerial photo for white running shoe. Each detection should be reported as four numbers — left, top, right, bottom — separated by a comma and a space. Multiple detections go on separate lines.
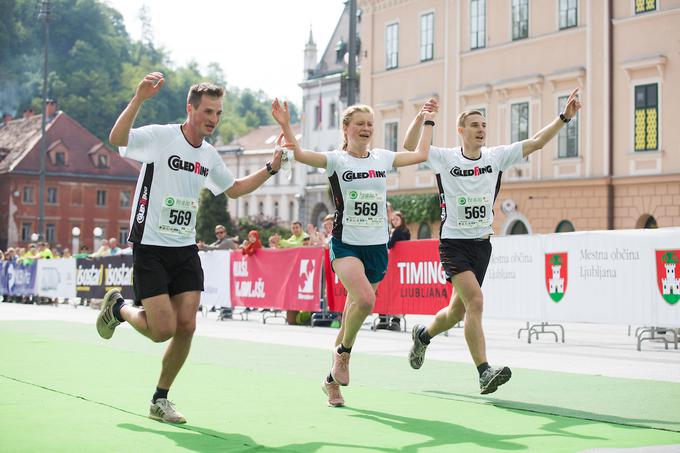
331, 350, 350, 386
322, 378, 345, 407
149, 398, 187, 424
96, 289, 122, 340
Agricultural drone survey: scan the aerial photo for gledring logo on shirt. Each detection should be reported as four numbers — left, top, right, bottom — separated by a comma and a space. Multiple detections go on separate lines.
136, 186, 149, 224
450, 165, 493, 177
168, 155, 209, 176
342, 169, 387, 182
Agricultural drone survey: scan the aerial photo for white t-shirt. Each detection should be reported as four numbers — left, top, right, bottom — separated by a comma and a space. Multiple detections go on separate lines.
325, 149, 396, 245
426, 143, 524, 239
120, 124, 235, 247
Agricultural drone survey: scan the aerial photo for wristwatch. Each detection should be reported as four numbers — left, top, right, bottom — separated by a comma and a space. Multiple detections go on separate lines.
559, 113, 571, 124
266, 161, 278, 175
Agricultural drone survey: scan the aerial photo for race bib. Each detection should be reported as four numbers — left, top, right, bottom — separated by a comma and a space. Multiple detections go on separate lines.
456, 194, 492, 229
158, 195, 198, 237
344, 190, 385, 227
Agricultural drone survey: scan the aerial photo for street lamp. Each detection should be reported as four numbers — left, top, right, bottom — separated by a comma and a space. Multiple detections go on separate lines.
37, 0, 51, 241
71, 227, 80, 255
93, 227, 103, 251
31, 233, 40, 243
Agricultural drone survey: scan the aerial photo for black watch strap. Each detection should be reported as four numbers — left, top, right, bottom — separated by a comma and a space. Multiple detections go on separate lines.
559, 113, 571, 124
424, 120, 435, 126
266, 161, 278, 175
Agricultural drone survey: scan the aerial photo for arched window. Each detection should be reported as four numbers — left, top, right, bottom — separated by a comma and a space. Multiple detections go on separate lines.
258, 201, 264, 215
244, 202, 249, 217
289, 201, 295, 221
274, 201, 279, 219
555, 220, 575, 233
509, 220, 528, 235
636, 214, 658, 229
417, 223, 431, 239
644, 216, 658, 229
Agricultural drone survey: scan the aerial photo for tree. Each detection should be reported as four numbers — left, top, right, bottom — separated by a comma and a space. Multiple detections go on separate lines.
195, 189, 235, 244
0, 0, 300, 145
236, 215, 289, 248
388, 193, 440, 224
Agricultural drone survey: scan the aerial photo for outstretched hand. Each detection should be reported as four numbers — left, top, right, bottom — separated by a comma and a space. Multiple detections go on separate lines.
563, 87, 582, 120
270, 144, 283, 172
136, 72, 165, 101
272, 98, 290, 126
419, 98, 439, 121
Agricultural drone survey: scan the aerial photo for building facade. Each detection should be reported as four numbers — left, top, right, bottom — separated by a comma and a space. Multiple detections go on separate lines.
0, 106, 139, 250
219, 124, 303, 226
358, 0, 680, 236
298, 3, 362, 228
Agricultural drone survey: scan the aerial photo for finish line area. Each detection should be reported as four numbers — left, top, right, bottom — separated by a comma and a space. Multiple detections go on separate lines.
1, 303, 679, 452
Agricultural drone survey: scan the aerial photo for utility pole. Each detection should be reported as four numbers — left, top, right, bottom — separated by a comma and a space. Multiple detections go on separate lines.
347, 0, 357, 106
37, 0, 51, 241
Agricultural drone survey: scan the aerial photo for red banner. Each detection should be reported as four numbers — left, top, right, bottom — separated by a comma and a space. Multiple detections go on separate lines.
325, 239, 452, 315
230, 247, 324, 311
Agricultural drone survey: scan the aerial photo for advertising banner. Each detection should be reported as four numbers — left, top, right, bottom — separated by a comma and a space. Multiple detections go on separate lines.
483, 235, 543, 320
0, 261, 37, 296
0, 261, 8, 296
324, 228, 680, 326
326, 240, 451, 315
76, 255, 134, 300
199, 250, 231, 309
36, 258, 77, 299
230, 247, 323, 311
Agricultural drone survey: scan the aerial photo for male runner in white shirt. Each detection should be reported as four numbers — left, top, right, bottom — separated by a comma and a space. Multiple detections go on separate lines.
404, 89, 581, 394
99, 72, 282, 423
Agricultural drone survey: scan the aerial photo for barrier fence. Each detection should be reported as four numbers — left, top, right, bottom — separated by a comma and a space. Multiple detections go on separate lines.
1, 228, 678, 329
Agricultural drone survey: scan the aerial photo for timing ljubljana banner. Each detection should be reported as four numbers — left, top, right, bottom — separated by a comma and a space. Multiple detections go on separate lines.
325, 240, 452, 315
326, 228, 680, 326
76, 255, 134, 299
230, 247, 324, 311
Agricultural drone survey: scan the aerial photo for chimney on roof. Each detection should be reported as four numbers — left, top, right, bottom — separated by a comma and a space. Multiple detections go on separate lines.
2, 113, 12, 125
46, 99, 58, 120
23, 108, 34, 119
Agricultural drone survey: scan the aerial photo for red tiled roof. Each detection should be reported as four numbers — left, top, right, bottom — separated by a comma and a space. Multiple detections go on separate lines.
0, 111, 139, 178
227, 123, 301, 151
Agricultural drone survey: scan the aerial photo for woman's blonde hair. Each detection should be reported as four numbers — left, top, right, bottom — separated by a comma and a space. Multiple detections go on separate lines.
341, 104, 374, 150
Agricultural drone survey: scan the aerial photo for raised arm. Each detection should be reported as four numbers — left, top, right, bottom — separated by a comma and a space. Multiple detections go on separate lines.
226, 147, 283, 198
109, 72, 165, 147
272, 99, 327, 169
393, 109, 436, 167
521, 87, 582, 158
403, 98, 439, 151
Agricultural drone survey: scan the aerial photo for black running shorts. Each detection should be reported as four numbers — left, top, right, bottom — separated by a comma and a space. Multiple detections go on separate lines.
439, 238, 492, 285
132, 243, 204, 301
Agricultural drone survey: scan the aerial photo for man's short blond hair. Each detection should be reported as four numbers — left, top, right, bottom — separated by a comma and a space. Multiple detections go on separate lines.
457, 110, 486, 128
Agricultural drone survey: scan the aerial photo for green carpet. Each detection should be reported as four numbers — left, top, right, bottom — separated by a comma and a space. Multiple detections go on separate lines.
1, 321, 679, 452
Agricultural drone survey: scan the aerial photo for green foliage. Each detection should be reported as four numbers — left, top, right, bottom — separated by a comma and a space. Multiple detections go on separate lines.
1, 0, 298, 145
236, 216, 289, 248
195, 189, 235, 244
388, 193, 440, 224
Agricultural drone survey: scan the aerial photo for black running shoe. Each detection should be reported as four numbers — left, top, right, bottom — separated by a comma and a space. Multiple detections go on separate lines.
479, 366, 512, 394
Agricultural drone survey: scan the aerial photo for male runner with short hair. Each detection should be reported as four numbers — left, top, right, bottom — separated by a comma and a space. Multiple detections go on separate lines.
100, 72, 282, 423
403, 89, 581, 394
